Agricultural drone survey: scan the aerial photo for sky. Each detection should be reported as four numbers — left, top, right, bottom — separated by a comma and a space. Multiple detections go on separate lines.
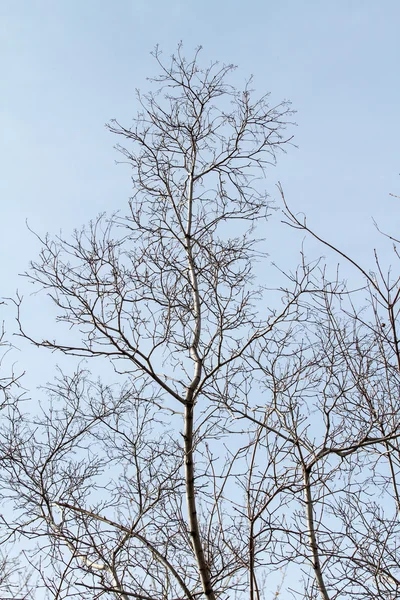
1, 0, 400, 384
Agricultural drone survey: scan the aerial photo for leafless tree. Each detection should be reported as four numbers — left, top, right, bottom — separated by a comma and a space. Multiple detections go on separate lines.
0, 306, 31, 599
1, 46, 399, 600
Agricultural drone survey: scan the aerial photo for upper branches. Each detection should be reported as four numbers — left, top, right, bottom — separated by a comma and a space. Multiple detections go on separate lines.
20, 46, 295, 407
108, 45, 293, 221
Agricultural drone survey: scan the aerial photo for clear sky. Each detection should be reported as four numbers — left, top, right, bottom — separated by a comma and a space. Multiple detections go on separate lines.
1, 0, 400, 384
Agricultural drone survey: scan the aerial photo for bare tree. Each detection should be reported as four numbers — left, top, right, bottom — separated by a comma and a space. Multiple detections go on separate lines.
1, 46, 297, 600
1, 45, 399, 600
0, 306, 31, 599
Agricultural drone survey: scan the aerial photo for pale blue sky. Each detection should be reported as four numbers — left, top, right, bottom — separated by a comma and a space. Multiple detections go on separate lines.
1, 0, 400, 383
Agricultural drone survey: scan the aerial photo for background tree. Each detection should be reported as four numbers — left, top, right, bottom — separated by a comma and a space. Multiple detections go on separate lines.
0, 307, 31, 599
0, 305, 23, 410
1, 46, 400, 600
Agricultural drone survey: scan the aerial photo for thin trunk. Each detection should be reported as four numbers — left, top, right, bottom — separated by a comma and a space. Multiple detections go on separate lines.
184, 401, 216, 600
110, 569, 131, 600
249, 520, 255, 600
303, 467, 330, 600
184, 171, 216, 600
